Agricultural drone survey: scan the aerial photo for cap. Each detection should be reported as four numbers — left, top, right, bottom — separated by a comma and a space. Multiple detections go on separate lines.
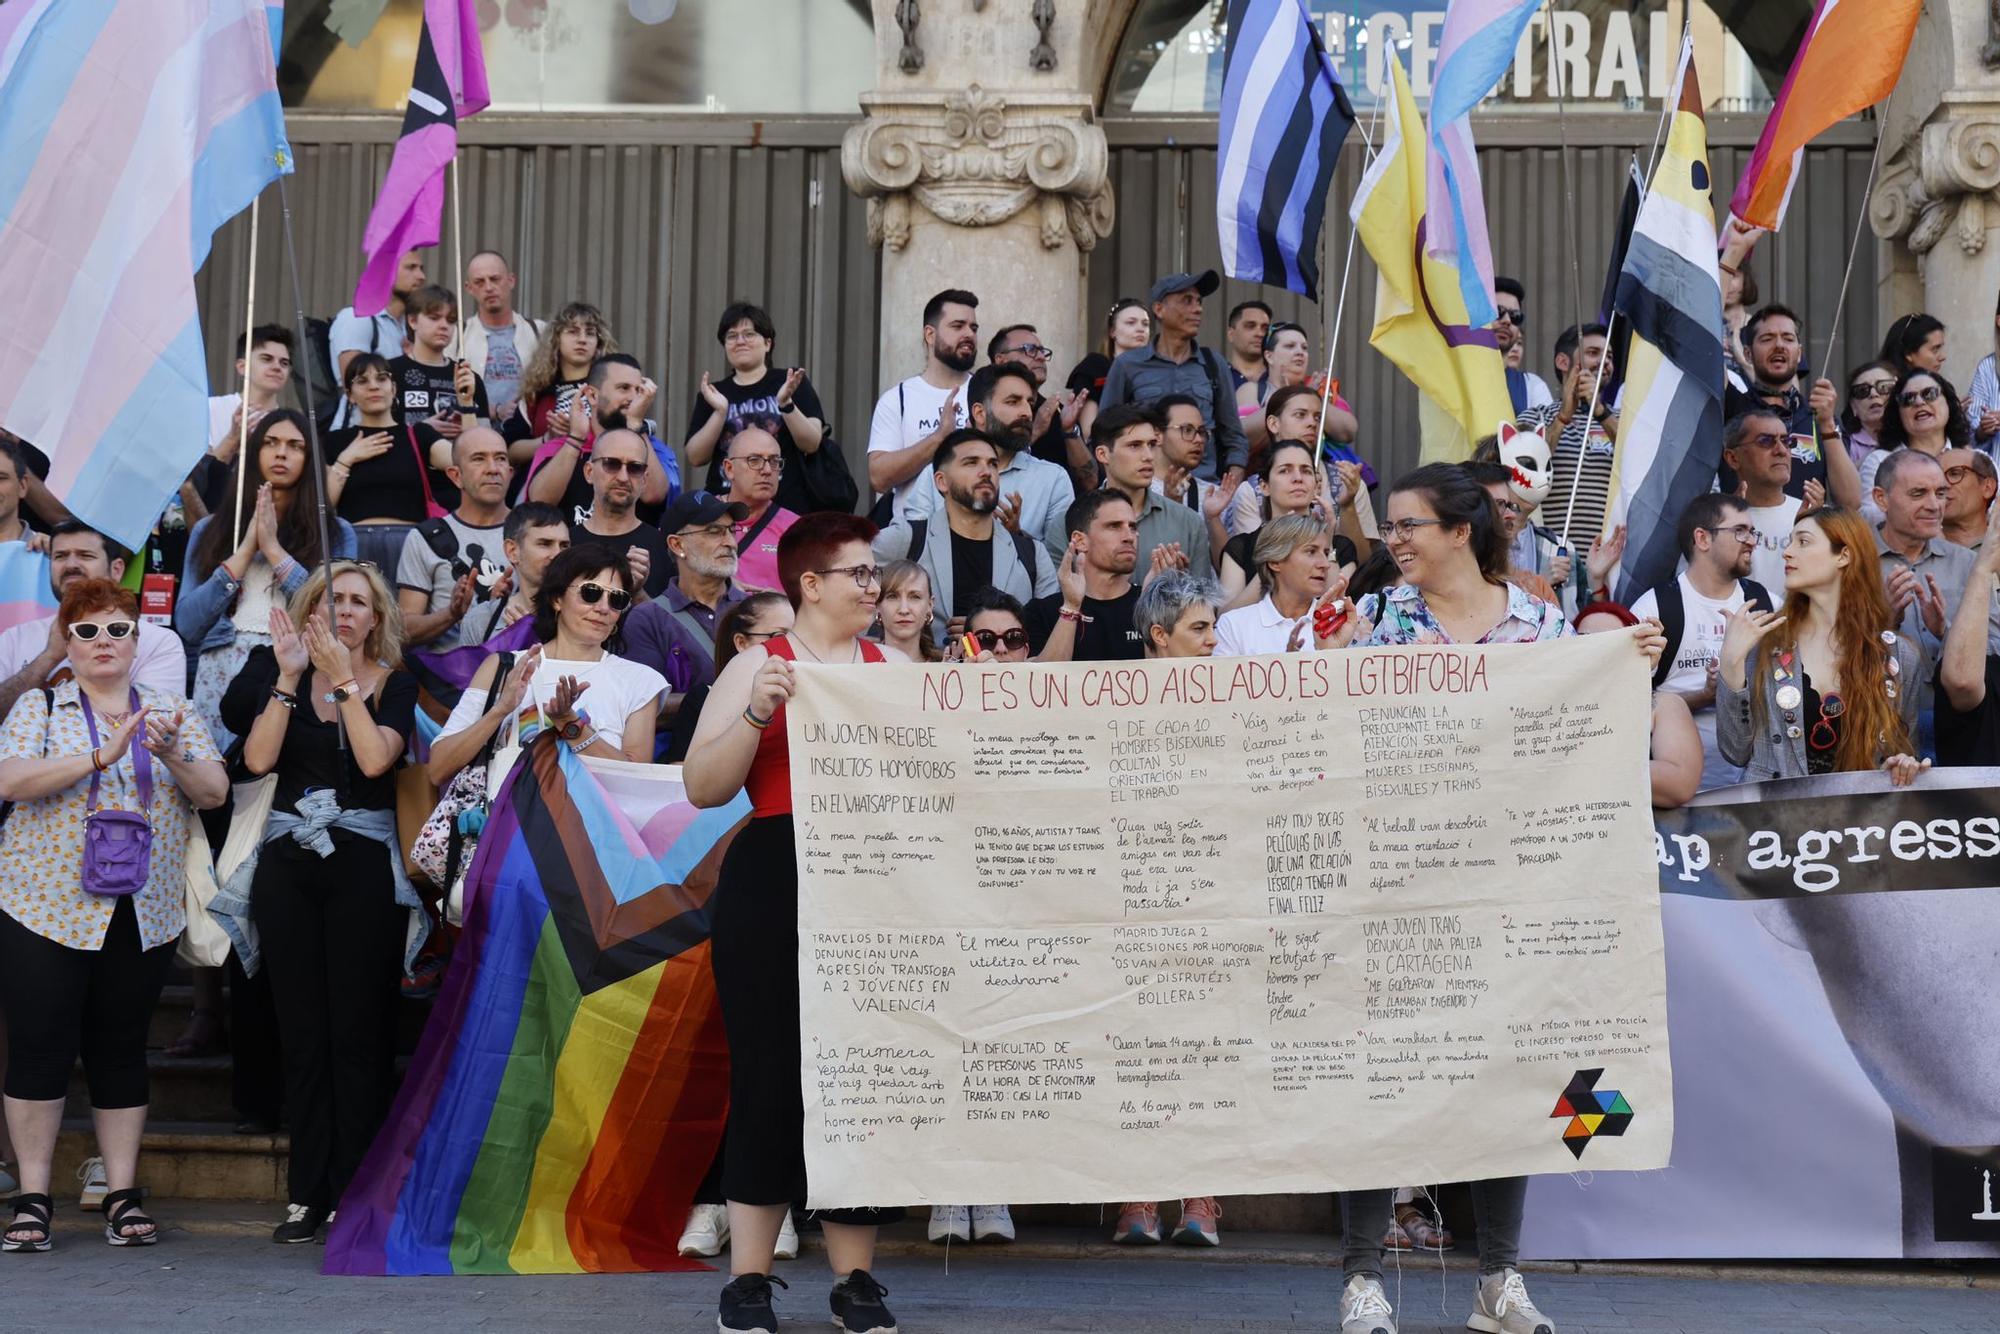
663, 490, 749, 535
1147, 269, 1220, 306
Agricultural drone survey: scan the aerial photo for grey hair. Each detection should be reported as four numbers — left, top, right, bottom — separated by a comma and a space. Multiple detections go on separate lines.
1134, 569, 1225, 647
1874, 445, 1945, 498
1251, 512, 1335, 580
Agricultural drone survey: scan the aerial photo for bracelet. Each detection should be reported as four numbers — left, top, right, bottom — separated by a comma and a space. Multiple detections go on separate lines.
91, 746, 105, 773
566, 727, 601, 752
742, 706, 774, 731
270, 687, 298, 708
1058, 607, 1083, 623
330, 461, 351, 476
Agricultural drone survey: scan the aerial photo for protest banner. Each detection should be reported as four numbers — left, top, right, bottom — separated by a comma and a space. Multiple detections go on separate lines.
787, 632, 1673, 1209
1526, 769, 2000, 1261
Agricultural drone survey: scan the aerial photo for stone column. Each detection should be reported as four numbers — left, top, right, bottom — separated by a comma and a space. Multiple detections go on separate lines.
1870, 0, 2000, 374
843, 3, 1118, 386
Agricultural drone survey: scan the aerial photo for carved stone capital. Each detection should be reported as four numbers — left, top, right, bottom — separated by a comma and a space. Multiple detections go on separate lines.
842, 86, 1114, 251
1921, 113, 2000, 197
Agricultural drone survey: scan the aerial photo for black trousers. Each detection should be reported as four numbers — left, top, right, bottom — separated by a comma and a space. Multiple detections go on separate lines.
251, 834, 403, 1211
0, 898, 174, 1106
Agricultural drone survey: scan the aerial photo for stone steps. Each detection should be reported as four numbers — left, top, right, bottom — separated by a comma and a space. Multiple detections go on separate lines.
53, 1121, 288, 1203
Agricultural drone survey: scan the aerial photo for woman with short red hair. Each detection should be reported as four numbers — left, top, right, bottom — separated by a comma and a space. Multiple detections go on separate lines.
0, 580, 227, 1253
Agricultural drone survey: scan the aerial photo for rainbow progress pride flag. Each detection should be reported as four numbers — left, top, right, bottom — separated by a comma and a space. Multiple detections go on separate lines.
325, 736, 748, 1275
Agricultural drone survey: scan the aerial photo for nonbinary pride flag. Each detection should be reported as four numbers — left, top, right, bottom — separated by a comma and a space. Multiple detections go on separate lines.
0, 0, 291, 551
1216, 0, 1354, 300
325, 737, 744, 1275
1727, 0, 1922, 234
354, 0, 489, 315
1425, 0, 1542, 328
1607, 36, 1725, 606
1351, 55, 1511, 463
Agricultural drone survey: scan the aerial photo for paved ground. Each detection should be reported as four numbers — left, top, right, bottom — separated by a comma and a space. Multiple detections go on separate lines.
10, 1210, 1999, 1332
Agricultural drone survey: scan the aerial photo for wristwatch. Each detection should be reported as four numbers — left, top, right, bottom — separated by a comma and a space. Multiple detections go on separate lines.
558, 718, 585, 742
325, 683, 356, 704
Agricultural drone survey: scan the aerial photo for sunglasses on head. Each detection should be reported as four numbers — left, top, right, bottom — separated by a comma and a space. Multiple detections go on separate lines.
68, 620, 137, 642
576, 582, 632, 611
972, 627, 1030, 652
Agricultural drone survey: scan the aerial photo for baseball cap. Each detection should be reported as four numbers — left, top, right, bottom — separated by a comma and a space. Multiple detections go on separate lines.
663, 489, 749, 535
1147, 269, 1220, 306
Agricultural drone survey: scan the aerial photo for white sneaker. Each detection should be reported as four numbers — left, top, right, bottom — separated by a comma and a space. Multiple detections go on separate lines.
1467, 1268, 1554, 1334
969, 1203, 1015, 1242
926, 1204, 971, 1243
1340, 1275, 1397, 1334
77, 1156, 108, 1212
773, 1209, 799, 1261
677, 1202, 730, 1258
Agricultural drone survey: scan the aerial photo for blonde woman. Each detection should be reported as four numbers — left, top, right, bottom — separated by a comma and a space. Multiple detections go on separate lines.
217, 562, 423, 1245
874, 559, 942, 662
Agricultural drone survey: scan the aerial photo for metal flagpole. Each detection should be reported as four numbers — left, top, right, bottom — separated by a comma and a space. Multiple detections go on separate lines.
1821, 98, 1893, 375
274, 171, 348, 755
1542, 0, 1587, 329
231, 195, 261, 549
1312, 92, 1388, 475
452, 154, 472, 426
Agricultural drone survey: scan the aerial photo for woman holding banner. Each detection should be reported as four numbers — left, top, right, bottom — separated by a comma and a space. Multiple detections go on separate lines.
1335, 463, 1665, 1334
1715, 507, 1926, 785
686, 512, 906, 1334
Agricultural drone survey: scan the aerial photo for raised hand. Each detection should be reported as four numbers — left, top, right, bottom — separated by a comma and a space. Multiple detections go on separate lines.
996, 491, 1024, 535
254, 484, 283, 561
1915, 571, 1947, 640
143, 706, 185, 757
777, 367, 805, 410
303, 611, 355, 682
626, 544, 651, 592
446, 569, 478, 620
453, 359, 477, 408
1056, 540, 1086, 610
1204, 472, 1243, 525
269, 606, 310, 678
633, 376, 659, 420
1334, 459, 1364, 510
547, 673, 591, 725
493, 646, 540, 714
699, 372, 728, 413
1884, 565, 1920, 622
1630, 616, 1668, 672
1587, 524, 1627, 592
1718, 605, 1786, 685
1800, 477, 1826, 515
98, 707, 150, 768
748, 653, 796, 721
1808, 377, 1840, 431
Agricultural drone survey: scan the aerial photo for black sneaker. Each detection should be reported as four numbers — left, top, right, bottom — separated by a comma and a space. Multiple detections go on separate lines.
272, 1203, 324, 1244
829, 1269, 898, 1334
718, 1272, 786, 1333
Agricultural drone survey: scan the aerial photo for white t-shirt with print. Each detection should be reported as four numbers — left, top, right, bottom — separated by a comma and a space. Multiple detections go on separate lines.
1746, 497, 1801, 600
439, 650, 667, 744
867, 375, 969, 520
1630, 574, 1745, 791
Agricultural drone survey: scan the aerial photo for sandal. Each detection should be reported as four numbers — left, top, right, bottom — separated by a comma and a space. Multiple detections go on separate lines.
103, 1188, 158, 1247
1381, 1214, 1413, 1251
2, 1193, 52, 1253
164, 1008, 224, 1059
1394, 1203, 1454, 1251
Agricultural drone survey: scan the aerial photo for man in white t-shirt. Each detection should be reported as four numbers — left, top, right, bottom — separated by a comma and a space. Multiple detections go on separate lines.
206, 324, 294, 461
1629, 493, 1772, 791
866, 288, 977, 520
1723, 407, 1807, 598
0, 521, 187, 721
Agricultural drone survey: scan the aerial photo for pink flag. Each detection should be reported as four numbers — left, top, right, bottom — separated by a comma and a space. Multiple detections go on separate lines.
353, 0, 489, 315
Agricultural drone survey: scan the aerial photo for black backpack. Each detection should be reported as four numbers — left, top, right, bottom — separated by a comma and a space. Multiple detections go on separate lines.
295, 314, 382, 433
1652, 577, 1774, 689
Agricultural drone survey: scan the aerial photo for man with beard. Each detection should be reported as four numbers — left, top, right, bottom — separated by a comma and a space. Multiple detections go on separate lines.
567, 427, 672, 598
1493, 277, 1552, 413
622, 491, 750, 731
718, 427, 800, 594
901, 364, 1074, 556
396, 427, 515, 650
1026, 489, 1147, 662
1722, 303, 1863, 508
328, 249, 424, 428
867, 288, 978, 520
873, 428, 1059, 643
1099, 271, 1247, 482
1629, 492, 1773, 790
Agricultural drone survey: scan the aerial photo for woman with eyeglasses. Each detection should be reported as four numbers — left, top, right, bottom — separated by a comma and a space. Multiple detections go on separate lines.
1332, 464, 1663, 1334
177, 409, 358, 757
429, 543, 667, 783
503, 303, 617, 472
663, 592, 792, 765
0, 580, 228, 1253
1839, 361, 1900, 467
874, 560, 942, 662
686, 302, 829, 514
1716, 506, 1925, 786
1857, 368, 1972, 525
218, 563, 422, 1244
685, 514, 906, 1334
1069, 298, 1153, 441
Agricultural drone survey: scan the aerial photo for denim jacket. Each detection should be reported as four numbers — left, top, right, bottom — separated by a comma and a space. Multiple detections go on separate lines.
174, 514, 358, 655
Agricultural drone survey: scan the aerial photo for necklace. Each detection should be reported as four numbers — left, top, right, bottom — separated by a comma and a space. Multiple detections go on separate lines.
790, 632, 858, 664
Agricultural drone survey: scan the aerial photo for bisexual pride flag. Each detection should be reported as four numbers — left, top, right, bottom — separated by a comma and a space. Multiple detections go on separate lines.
325, 735, 750, 1275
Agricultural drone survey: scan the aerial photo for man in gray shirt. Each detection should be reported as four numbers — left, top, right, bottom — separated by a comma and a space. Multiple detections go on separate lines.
1066, 403, 1210, 582
1098, 270, 1247, 481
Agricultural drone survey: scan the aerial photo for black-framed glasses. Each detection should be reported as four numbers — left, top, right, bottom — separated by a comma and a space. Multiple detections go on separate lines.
731, 455, 785, 473
1699, 523, 1758, 544
1170, 423, 1210, 441
1899, 386, 1943, 408
741, 628, 785, 643
1490, 496, 1524, 516
1849, 381, 1893, 400
1496, 308, 1526, 327
972, 627, 1030, 652
1382, 517, 1447, 541
814, 563, 880, 587
67, 620, 137, 642
592, 456, 649, 475
576, 582, 632, 611
1004, 343, 1053, 360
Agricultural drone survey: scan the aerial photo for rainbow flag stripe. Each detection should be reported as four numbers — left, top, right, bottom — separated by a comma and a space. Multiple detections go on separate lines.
325, 736, 747, 1275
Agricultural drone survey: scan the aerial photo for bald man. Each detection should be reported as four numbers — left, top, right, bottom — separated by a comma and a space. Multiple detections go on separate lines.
720, 426, 801, 594
570, 426, 673, 597
398, 425, 516, 649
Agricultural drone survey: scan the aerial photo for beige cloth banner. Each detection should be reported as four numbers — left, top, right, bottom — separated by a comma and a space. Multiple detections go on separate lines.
788, 633, 1673, 1208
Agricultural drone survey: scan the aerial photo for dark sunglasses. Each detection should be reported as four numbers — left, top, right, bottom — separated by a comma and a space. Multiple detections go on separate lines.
972, 627, 1030, 652
576, 582, 632, 611
1899, 385, 1943, 408
67, 620, 137, 642
1496, 308, 1526, 326
1848, 381, 1893, 400
593, 456, 649, 475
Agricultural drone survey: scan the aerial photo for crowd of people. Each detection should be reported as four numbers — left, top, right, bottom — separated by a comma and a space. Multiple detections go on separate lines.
0, 243, 1989, 1334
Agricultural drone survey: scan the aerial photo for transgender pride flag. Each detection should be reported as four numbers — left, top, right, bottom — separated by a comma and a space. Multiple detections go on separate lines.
0, 1, 292, 551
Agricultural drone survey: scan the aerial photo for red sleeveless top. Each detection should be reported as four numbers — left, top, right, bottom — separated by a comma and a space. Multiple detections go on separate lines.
745, 634, 887, 817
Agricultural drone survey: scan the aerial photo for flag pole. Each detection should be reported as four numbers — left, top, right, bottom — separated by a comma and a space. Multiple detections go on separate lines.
275, 170, 348, 756
231, 194, 261, 550
1821, 97, 1893, 375
1314, 93, 1388, 475
453, 153, 472, 426
1542, 0, 1587, 328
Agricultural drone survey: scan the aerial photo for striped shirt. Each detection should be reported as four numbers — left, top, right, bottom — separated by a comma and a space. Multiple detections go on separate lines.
1518, 404, 1615, 551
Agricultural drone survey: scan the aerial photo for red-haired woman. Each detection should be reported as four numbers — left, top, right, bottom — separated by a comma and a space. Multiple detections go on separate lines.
686, 513, 907, 1334
1718, 506, 1927, 784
